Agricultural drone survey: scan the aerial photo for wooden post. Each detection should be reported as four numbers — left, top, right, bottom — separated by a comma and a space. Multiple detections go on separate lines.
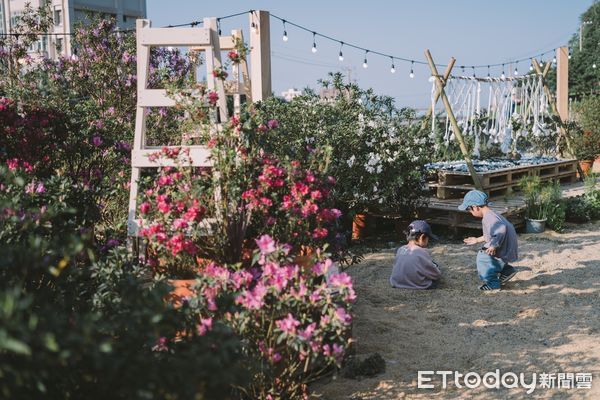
421, 58, 456, 131
424, 50, 483, 190
249, 10, 272, 101
556, 46, 569, 122
532, 58, 575, 158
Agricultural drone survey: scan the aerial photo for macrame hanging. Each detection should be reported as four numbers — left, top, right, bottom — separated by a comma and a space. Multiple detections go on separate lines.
431, 72, 553, 156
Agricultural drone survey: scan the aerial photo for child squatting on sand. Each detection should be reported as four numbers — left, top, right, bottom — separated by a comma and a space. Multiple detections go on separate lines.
459, 190, 519, 291
390, 220, 441, 290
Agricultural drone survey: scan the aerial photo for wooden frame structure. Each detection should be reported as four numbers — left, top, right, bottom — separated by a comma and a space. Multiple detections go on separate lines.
127, 14, 272, 237
424, 49, 484, 190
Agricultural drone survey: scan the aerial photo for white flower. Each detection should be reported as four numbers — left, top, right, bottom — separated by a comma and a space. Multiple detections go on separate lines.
347, 155, 356, 167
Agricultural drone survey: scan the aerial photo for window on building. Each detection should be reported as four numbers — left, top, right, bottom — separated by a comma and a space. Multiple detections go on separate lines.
56, 38, 63, 53
54, 8, 62, 26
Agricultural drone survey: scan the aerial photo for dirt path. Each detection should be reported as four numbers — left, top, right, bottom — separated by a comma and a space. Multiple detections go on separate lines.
313, 221, 600, 399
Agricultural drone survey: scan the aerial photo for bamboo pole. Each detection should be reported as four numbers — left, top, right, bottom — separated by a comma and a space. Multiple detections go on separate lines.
424, 50, 483, 190
421, 58, 456, 131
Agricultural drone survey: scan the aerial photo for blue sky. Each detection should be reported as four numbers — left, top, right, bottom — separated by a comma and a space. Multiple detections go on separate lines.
147, 0, 594, 109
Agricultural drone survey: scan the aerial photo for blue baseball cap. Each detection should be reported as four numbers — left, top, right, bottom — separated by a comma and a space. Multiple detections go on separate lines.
458, 190, 489, 211
406, 220, 439, 241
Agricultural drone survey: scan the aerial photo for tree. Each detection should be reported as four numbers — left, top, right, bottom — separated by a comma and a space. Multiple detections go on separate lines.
567, 2, 600, 98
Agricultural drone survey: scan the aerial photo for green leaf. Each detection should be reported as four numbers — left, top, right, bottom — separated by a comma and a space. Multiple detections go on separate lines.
0, 338, 32, 355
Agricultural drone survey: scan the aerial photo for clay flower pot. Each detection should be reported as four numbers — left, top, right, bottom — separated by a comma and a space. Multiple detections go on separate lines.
352, 213, 368, 240
579, 160, 594, 177
167, 279, 196, 308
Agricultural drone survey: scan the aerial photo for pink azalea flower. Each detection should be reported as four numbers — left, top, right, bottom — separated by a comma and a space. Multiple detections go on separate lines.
298, 322, 317, 341
139, 202, 151, 214
312, 227, 328, 239
255, 234, 276, 255
197, 317, 213, 336
92, 136, 103, 147
334, 307, 352, 325
275, 313, 300, 335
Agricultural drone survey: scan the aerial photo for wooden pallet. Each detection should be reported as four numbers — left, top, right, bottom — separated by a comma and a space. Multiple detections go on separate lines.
428, 159, 578, 199
419, 177, 596, 230
421, 196, 526, 230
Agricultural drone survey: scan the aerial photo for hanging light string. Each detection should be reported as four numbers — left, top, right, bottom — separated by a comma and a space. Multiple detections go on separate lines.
269, 12, 572, 72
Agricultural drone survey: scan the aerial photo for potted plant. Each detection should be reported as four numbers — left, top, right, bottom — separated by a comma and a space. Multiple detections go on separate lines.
519, 176, 561, 233
570, 96, 600, 175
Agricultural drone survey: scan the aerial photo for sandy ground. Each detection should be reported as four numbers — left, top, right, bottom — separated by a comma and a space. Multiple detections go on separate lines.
313, 221, 600, 399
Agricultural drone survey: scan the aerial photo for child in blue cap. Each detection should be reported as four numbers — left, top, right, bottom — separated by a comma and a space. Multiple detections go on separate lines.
459, 190, 518, 291
390, 220, 441, 290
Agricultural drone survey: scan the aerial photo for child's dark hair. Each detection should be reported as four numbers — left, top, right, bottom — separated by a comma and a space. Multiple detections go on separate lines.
405, 230, 426, 242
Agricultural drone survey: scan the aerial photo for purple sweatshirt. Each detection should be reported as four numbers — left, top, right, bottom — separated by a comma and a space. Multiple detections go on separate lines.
389, 244, 441, 289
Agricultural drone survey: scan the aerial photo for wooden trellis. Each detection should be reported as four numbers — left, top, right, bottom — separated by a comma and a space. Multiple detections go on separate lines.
127, 15, 268, 237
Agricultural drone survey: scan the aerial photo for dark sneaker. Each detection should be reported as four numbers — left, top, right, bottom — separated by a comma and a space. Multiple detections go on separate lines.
479, 283, 501, 291
499, 268, 518, 284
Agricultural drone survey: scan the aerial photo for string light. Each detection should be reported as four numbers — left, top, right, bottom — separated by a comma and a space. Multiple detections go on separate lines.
217, 18, 222, 36
472, 66, 476, 78
501, 64, 505, 79
390, 57, 396, 73
251, 21, 257, 34
264, 13, 575, 75
529, 59, 534, 71
514, 66, 519, 76
487, 65, 490, 78
409, 61, 414, 78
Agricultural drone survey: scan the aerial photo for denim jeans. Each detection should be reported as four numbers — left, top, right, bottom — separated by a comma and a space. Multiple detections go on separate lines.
476, 250, 506, 289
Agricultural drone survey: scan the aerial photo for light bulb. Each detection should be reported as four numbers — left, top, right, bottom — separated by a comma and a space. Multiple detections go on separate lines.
363, 60, 368, 69
409, 70, 414, 78
568, 52, 572, 60
529, 64, 534, 71
391, 65, 396, 74
338, 51, 344, 61
514, 68, 519, 76
311, 43, 317, 53
501, 72, 506, 79
552, 57, 557, 63
251, 22, 257, 34
283, 31, 288, 42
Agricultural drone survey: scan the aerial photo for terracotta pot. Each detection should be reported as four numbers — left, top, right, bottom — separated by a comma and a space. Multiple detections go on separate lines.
167, 279, 196, 308
594, 155, 600, 172
352, 213, 368, 240
579, 160, 594, 177
293, 245, 316, 271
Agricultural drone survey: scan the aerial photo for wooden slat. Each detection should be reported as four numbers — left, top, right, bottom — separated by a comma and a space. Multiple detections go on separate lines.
140, 27, 210, 46
132, 147, 212, 167
138, 89, 176, 107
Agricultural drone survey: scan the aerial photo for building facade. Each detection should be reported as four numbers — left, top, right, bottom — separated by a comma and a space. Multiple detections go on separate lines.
1, 0, 146, 59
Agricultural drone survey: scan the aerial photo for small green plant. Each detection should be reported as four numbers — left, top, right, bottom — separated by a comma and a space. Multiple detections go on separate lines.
519, 176, 564, 225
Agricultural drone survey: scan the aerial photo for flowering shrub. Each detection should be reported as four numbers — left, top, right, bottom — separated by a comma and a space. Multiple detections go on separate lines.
254, 72, 430, 215
0, 98, 68, 177
243, 154, 344, 251
138, 147, 211, 277
189, 235, 355, 399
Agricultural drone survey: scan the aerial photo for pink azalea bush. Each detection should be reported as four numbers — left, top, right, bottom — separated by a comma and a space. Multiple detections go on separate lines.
242, 155, 343, 251
138, 147, 210, 277
189, 235, 355, 399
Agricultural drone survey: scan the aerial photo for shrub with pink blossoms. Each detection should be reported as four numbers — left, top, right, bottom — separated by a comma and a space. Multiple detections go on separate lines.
189, 235, 355, 399
137, 147, 210, 278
